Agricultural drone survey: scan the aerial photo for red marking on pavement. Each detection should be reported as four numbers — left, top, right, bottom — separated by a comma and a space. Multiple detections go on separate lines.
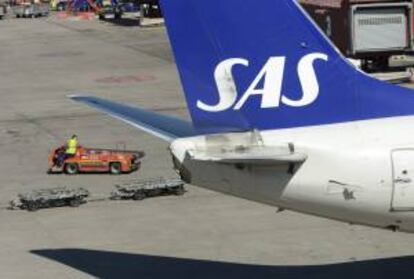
95, 75, 156, 84
56, 12, 69, 19
56, 12, 96, 20
79, 13, 96, 20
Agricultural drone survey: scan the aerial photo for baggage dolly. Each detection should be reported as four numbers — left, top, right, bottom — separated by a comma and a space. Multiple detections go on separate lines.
110, 178, 185, 201
9, 187, 90, 211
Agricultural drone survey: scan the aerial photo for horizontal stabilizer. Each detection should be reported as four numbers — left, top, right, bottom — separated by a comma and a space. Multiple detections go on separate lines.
188, 145, 307, 166
69, 95, 196, 141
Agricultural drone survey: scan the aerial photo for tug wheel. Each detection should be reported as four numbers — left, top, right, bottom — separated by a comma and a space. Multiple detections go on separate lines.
64, 163, 79, 175
109, 162, 122, 175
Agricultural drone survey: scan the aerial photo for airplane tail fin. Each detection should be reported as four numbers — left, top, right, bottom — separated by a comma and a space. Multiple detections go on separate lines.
161, 0, 414, 134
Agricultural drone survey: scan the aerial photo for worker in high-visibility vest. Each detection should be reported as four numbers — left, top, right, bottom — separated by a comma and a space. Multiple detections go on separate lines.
56, 135, 78, 167
65, 135, 78, 156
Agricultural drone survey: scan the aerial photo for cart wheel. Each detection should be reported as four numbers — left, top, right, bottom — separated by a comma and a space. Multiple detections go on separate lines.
109, 162, 122, 175
174, 186, 185, 196
69, 198, 81, 207
27, 202, 39, 212
64, 163, 79, 175
132, 191, 146, 201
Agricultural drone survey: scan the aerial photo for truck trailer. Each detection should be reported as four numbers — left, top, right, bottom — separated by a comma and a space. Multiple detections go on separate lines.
300, 0, 414, 71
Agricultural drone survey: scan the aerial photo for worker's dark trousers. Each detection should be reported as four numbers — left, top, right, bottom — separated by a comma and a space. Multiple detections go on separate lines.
57, 153, 74, 167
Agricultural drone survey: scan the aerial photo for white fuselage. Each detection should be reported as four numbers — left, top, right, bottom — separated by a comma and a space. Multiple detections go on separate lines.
170, 116, 414, 233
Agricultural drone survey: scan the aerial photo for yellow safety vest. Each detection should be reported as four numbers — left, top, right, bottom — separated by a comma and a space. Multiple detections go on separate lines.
66, 138, 78, 155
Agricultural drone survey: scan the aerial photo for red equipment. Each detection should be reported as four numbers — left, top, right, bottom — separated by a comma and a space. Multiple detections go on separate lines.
48, 146, 145, 175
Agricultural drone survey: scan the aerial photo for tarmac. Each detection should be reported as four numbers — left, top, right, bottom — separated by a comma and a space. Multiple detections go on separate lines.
2, 13, 414, 279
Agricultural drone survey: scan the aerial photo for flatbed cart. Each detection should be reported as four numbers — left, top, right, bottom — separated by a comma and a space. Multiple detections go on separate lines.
9, 187, 90, 211
110, 178, 185, 201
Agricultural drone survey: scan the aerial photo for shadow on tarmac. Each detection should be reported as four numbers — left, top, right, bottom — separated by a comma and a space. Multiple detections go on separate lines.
31, 248, 412, 279
100, 18, 140, 27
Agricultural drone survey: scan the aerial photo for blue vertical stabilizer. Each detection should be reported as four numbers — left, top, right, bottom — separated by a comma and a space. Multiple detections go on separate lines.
160, 0, 414, 133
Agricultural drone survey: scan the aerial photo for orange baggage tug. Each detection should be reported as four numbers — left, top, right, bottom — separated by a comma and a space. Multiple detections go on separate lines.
48, 146, 145, 175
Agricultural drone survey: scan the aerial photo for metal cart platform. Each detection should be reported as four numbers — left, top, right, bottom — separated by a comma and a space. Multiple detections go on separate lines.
9, 187, 90, 211
110, 178, 185, 201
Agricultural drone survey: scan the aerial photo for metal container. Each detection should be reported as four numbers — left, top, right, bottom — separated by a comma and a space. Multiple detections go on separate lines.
300, 0, 414, 69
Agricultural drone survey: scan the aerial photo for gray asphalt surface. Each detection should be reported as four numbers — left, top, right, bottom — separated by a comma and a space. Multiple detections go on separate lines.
1, 13, 414, 279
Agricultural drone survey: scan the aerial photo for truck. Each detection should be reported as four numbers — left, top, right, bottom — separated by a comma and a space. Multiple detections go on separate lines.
97, 0, 123, 20
13, 2, 49, 18
0, 4, 5, 19
48, 146, 145, 175
300, 0, 414, 71
50, 0, 69, 11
